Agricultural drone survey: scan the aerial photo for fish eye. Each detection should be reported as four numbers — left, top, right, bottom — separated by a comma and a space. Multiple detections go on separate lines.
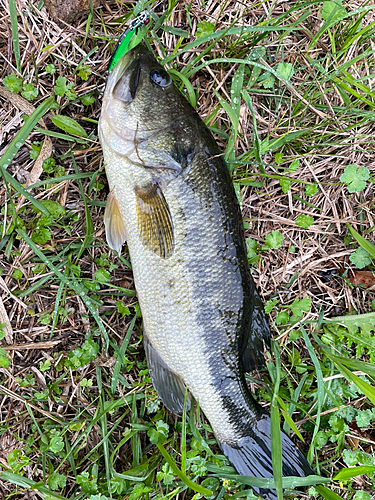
150, 69, 171, 88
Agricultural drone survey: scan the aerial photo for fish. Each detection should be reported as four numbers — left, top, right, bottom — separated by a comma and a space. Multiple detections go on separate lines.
99, 45, 314, 499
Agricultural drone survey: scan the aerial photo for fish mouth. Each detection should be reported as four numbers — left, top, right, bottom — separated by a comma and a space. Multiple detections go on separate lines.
110, 45, 150, 103
113, 57, 141, 102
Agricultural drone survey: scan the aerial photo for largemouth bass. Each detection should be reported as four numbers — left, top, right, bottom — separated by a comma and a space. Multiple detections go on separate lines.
99, 45, 313, 499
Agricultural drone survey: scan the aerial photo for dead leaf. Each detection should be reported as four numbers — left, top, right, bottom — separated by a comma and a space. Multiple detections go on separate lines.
44, 0, 101, 22
347, 435, 359, 449
92, 355, 116, 368
0, 86, 47, 127
348, 270, 375, 289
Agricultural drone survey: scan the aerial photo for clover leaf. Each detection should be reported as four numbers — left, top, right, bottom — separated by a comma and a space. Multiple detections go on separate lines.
340, 164, 369, 193
3, 74, 23, 93
296, 214, 314, 228
276, 62, 294, 82
265, 230, 284, 250
305, 183, 318, 196
196, 21, 215, 38
350, 247, 372, 269
21, 83, 38, 101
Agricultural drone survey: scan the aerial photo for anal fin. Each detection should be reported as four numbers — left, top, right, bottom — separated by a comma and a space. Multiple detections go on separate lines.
104, 190, 127, 254
144, 334, 190, 414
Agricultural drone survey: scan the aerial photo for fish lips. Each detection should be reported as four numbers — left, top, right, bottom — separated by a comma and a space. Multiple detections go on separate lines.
109, 46, 152, 103
113, 57, 142, 102
109, 45, 172, 103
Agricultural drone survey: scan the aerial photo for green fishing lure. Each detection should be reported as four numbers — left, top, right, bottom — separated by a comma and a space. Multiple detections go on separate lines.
107, 10, 150, 72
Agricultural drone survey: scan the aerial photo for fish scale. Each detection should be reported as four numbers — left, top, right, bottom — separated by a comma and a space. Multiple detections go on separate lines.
99, 44, 314, 499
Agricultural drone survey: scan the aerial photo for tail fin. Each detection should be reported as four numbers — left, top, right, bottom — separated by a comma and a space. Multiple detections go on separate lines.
218, 414, 314, 500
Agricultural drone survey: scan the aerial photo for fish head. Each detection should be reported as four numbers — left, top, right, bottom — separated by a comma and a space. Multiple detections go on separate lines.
100, 45, 185, 157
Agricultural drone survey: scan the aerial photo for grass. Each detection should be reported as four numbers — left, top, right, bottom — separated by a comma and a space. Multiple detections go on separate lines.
0, 0, 375, 499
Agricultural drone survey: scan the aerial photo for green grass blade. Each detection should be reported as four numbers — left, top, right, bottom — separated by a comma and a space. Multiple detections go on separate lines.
341, 20, 375, 52
156, 442, 212, 495
0, 472, 69, 500
73, 46, 99, 75
24, 402, 43, 436
44, 401, 142, 476
87, 168, 103, 195
8, 0, 21, 74
26, 171, 96, 190
333, 78, 375, 109
309, 5, 375, 49
188, 399, 212, 456
332, 48, 375, 75
169, 69, 197, 108
112, 456, 158, 482
0, 96, 54, 216
271, 404, 283, 500
224, 64, 244, 164
213, 89, 239, 135
71, 154, 94, 260
207, 466, 329, 489
131, 393, 141, 467
63, 434, 77, 477
99, 392, 112, 493
161, 25, 295, 66
79, 413, 129, 467
0, 167, 50, 216
110, 313, 137, 393
315, 484, 346, 500
334, 465, 375, 481
242, 91, 265, 175
181, 388, 189, 473
261, 130, 309, 154
323, 350, 375, 378
270, 341, 283, 500
35, 127, 89, 144
19, 259, 67, 297
346, 223, 375, 258
292, 194, 324, 212
110, 429, 138, 467
69, 271, 109, 347
283, 372, 309, 434
331, 360, 375, 405
276, 396, 304, 441
50, 278, 65, 338
57, 396, 145, 474
94, 282, 135, 296
301, 325, 324, 464
0, 96, 54, 172
17, 228, 108, 345
322, 312, 375, 353
236, 171, 314, 186
321, 5, 372, 43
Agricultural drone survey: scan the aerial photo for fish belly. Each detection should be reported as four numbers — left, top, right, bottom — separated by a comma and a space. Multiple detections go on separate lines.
106, 155, 245, 442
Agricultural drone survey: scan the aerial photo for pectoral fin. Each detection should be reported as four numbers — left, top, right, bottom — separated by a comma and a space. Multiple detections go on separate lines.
104, 190, 127, 253
144, 334, 190, 414
135, 183, 174, 259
